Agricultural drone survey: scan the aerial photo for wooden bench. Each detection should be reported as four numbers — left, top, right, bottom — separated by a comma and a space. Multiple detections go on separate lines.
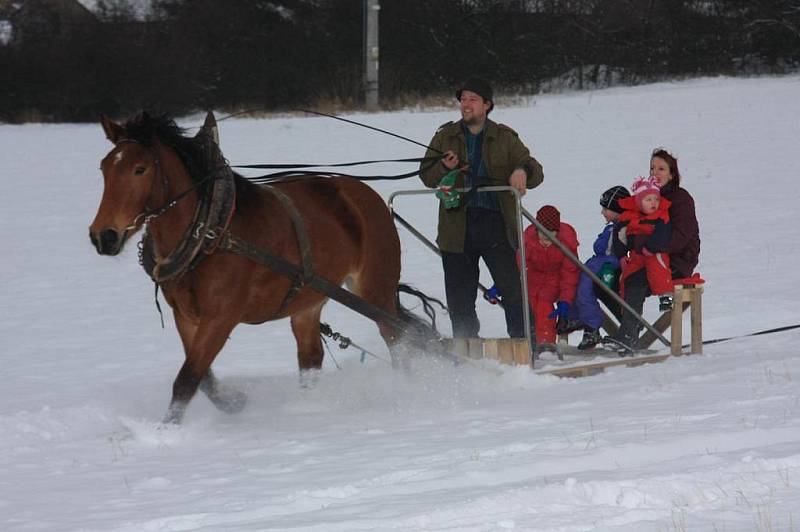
634, 274, 705, 355
557, 274, 705, 357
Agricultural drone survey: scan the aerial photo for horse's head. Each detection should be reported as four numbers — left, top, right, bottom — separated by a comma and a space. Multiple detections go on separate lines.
90, 112, 222, 256
89, 114, 163, 255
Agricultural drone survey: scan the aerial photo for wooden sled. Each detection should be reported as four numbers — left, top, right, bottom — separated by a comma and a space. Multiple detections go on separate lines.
389, 189, 706, 378
539, 274, 706, 378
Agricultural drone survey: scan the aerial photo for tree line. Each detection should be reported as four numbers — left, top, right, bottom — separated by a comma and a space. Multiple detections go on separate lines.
1, 0, 798, 122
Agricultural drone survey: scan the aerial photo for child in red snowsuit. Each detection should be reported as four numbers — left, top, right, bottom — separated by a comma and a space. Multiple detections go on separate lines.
523, 205, 580, 347
615, 176, 674, 310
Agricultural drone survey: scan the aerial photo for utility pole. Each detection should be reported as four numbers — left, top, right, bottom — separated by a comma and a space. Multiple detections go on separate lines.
363, 0, 380, 110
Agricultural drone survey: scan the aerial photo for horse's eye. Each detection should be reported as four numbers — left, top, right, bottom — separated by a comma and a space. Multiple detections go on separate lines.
134, 166, 147, 176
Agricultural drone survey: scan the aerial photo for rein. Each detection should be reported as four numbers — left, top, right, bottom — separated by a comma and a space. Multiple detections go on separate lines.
239, 158, 441, 185
222, 108, 445, 183
234, 156, 441, 183
233, 155, 440, 170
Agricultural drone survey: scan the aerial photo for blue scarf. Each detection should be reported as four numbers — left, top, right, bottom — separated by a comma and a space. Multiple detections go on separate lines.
462, 123, 497, 210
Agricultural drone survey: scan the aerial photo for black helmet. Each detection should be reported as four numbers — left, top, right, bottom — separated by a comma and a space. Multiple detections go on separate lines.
599, 185, 630, 213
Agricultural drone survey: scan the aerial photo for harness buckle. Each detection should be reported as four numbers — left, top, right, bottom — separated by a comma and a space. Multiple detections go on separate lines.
193, 222, 205, 239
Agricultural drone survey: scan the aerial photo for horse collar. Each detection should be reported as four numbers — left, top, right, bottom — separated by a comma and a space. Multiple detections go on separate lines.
141, 165, 237, 283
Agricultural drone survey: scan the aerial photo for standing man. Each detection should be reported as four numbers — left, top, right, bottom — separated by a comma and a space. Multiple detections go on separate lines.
419, 77, 544, 338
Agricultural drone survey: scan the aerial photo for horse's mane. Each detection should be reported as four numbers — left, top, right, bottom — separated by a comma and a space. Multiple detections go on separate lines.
121, 113, 212, 184
121, 112, 260, 203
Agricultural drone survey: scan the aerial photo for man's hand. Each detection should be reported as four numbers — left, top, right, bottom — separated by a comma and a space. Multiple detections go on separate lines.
509, 168, 527, 196
441, 150, 459, 170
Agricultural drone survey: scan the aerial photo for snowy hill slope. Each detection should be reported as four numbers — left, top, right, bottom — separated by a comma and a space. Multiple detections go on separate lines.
1, 75, 800, 531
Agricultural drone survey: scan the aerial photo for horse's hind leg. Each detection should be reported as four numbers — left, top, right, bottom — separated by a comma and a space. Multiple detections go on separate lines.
349, 271, 405, 366
165, 314, 240, 424
290, 303, 325, 373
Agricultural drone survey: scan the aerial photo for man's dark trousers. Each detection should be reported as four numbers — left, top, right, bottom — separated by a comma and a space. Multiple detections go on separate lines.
441, 208, 526, 338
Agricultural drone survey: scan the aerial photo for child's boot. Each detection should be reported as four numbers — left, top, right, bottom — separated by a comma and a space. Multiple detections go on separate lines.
577, 328, 601, 350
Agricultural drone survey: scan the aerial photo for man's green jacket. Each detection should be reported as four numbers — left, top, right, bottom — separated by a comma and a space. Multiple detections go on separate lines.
419, 119, 544, 252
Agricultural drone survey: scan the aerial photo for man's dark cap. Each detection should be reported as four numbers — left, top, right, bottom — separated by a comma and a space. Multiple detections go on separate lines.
456, 78, 494, 110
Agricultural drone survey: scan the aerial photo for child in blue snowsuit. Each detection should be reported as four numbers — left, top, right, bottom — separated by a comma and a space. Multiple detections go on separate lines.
568, 186, 630, 349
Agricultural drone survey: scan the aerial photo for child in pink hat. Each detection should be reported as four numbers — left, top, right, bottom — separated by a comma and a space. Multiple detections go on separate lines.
615, 176, 674, 311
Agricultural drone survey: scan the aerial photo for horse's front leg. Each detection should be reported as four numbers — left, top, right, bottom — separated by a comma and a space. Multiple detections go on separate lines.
164, 315, 238, 424
198, 368, 247, 415
174, 312, 248, 416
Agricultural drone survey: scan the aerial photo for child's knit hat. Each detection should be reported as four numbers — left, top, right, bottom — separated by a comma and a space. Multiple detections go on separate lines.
631, 176, 661, 209
599, 185, 631, 213
536, 205, 561, 232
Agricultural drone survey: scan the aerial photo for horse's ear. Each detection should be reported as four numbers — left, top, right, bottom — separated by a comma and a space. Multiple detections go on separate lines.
197, 111, 219, 145
101, 115, 122, 144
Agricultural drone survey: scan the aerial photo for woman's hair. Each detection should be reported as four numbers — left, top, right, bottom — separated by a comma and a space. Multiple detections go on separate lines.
651, 148, 681, 185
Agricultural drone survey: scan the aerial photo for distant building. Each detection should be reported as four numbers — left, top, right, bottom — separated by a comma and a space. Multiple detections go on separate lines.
0, 19, 12, 45
0, 0, 98, 46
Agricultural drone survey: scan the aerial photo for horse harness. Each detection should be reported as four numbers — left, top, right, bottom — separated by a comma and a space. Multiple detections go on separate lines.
137, 155, 313, 315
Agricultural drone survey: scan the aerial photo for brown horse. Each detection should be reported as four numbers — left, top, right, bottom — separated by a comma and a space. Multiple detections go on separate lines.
89, 112, 437, 424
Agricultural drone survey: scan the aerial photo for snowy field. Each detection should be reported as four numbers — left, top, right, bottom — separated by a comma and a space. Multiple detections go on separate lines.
2, 75, 800, 531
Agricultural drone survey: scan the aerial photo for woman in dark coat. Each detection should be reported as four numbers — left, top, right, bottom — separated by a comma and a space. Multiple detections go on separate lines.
608, 148, 700, 352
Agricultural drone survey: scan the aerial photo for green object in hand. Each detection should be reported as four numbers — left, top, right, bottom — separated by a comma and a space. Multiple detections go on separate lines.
435, 169, 461, 210
599, 262, 620, 291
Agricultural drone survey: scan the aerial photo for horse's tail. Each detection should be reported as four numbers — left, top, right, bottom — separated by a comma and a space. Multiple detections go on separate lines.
395, 283, 446, 342
394, 284, 465, 365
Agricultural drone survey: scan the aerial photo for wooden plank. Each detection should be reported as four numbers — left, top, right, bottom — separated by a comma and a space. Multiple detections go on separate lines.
468, 338, 484, 359
443, 338, 531, 366
690, 286, 703, 354
537, 353, 672, 378
556, 344, 656, 357
483, 339, 500, 361
448, 338, 469, 359
498, 340, 515, 365
512, 339, 531, 365
670, 285, 683, 356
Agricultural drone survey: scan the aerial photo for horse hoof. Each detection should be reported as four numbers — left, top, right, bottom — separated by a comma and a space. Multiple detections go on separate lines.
161, 409, 184, 425
215, 390, 247, 414
298, 369, 320, 389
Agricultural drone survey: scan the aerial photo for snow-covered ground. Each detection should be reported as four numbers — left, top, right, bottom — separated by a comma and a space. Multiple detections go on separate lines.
2, 75, 800, 531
